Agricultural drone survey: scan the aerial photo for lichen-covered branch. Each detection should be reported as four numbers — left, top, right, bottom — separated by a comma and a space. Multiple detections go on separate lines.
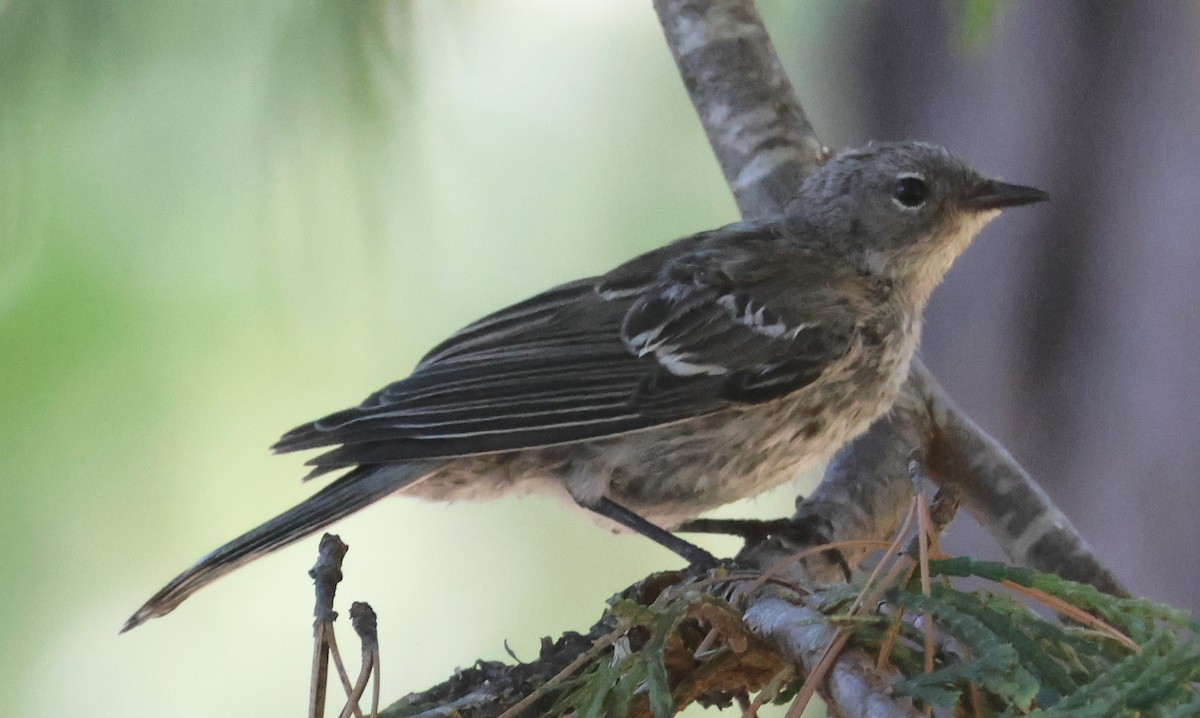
652, 0, 824, 219
908, 363, 1126, 596
744, 597, 921, 718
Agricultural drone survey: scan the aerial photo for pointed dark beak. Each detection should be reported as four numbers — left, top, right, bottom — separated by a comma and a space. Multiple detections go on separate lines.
964, 180, 1049, 211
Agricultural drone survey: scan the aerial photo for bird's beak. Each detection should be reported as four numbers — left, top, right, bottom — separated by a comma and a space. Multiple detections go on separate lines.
964, 180, 1049, 211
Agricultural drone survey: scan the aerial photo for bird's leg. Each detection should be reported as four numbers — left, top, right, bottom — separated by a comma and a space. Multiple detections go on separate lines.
678, 514, 853, 581
588, 497, 720, 569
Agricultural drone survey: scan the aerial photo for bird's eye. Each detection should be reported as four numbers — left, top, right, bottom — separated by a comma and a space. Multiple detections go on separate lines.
892, 175, 929, 209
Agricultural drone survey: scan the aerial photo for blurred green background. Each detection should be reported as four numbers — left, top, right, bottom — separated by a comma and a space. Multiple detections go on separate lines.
6, 0, 1199, 715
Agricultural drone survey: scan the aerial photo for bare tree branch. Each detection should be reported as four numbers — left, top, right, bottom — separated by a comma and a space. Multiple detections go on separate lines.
908, 363, 1126, 596
311, 533, 351, 718
744, 597, 921, 718
652, 0, 824, 218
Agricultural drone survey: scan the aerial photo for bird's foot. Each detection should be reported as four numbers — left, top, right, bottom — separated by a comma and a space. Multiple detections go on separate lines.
680, 544, 722, 571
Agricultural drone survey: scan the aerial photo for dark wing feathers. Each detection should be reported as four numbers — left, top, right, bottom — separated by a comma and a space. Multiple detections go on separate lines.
274, 225, 859, 473
277, 345, 647, 449
415, 278, 598, 368
620, 265, 850, 376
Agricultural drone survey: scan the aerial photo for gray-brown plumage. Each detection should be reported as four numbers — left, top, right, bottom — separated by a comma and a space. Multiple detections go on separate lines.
124, 141, 1046, 631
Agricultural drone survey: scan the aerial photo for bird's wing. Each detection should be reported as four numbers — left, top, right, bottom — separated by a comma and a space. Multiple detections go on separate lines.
273, 231, 858, 475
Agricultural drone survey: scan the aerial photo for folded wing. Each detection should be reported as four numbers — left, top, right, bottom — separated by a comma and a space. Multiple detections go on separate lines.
273, 230, 854, 477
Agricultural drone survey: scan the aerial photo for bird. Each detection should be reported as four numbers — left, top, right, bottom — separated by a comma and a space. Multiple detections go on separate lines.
123, 141, 1047, 631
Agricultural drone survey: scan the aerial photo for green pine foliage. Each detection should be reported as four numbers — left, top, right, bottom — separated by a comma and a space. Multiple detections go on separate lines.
883, 558, 1200, 715
548, 597, 687, 718
550, 559, 1199, 717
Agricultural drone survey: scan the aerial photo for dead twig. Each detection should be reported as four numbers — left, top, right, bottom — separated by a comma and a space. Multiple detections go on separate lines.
340, 602, 381, 718
495, 620, 632, 718
310, 534, 350, 718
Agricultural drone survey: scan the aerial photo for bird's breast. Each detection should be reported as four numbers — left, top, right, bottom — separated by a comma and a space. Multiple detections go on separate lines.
569, 324, 917, 526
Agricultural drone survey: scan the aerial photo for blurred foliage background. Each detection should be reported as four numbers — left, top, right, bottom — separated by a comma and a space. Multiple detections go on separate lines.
1, 1, 1197, 716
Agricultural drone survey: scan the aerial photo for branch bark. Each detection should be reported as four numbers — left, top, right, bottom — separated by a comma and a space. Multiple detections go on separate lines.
652, 0, 825, 218
909, 364, 1125, 596
744, 598, 921, 718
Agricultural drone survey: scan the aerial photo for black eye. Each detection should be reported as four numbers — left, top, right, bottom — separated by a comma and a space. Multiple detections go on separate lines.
892, 176, 929, 208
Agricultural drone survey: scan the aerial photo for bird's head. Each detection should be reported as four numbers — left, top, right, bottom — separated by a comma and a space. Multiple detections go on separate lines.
791, 141, 1047, 305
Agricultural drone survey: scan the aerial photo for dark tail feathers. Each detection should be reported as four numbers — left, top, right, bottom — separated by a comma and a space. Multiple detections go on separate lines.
122, 462, 435, 632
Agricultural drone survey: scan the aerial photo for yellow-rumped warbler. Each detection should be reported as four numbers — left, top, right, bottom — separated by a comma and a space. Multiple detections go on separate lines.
124, 141, 1046, 630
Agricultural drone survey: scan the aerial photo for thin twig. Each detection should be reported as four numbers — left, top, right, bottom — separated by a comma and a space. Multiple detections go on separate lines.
969, 682, 984, 717
310, 534, 350, 718
340, 602, 380, 718
742, 664, 794, 718
311, 534, 350, 623
311, 623, 332, 718
999, 581, 1138, 651
850, 500, 918, 616
876, 605, 907, 670
370, 648, 381, 718
495, 620, 631, 718
695, 627, 722, 659
340, 656, 374, 718
351, 601, 380, 663
327, 629, 364, 718
782, 556, 914, 716
915, 490, 935, 718
786, 498, 921, 717
786, 630, 851, 718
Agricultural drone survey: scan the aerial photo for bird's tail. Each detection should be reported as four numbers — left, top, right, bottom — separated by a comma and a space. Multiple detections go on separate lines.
122, 462, 437, 632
